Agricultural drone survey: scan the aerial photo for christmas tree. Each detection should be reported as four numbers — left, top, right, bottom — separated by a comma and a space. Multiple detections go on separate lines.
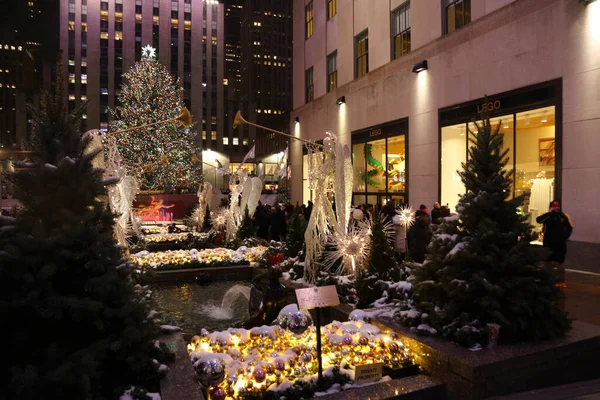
0, 64, 167, 399
237, 206, 254, 240
109, 47, 201, 191
357, 211, 400, 308
411, 114, 569, 345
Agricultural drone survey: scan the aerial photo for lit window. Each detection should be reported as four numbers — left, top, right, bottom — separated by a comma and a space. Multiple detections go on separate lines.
82, 114, 87, 119
81, 95, 87, 101
101, 88, 108, 95
68, 59, 75, 66
233, 137, 239, 145
327, 0, 337, 20
305, 2, 313, 39
444, 0, 471, 34
202, 131, 207, 140
211, 131, 217, 140
355, 29, 368, 79
305, 67, 314, 103
69, 94, 75, 100
115, 31, 123, 40
101, 32, 109, 39
327, 51, 337, 92
171, 19, 179, 28
391, 2, 411, 60
243, 138, 249, 145
136, 13, 142, 21
153, 16, 159, 24
68, 21, 75, 31
223, 78, 228, 85
184, 20, 191, 30
223, 137, 229, 145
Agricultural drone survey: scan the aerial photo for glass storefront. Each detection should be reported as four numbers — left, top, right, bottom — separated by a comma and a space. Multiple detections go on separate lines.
352, 119, 408, 207
439, 80, 560, 233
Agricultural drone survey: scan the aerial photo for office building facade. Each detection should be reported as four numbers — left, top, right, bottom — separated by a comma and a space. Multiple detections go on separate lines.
291, 0, 600, 271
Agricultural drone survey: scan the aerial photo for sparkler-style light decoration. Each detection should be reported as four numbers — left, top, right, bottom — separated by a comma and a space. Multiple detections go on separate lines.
212, 208, 230, 232
397, 205, 415, 228
324, 223, 371, 276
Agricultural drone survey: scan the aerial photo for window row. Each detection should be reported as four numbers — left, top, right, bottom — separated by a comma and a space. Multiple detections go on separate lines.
304, 1, 471, 102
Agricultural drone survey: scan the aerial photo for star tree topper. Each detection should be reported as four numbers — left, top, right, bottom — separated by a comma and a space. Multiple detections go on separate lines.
141, 45, 156, 60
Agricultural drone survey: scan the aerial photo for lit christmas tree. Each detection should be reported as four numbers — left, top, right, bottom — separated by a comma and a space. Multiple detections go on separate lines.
109, 46, 201, 191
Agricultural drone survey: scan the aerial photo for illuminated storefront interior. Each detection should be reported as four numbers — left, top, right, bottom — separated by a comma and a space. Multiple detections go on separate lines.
440, 81, 560, 233
351, 119, 408, 207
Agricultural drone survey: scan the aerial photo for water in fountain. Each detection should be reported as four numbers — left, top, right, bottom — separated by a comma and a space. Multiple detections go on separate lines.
199, 285, 251, 320
152, 281, 251, 335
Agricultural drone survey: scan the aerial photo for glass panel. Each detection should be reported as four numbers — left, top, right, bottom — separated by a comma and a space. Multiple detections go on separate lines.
441, 123, 467, 212
353, 143, 366, 192
367, 195, 378, 210
447, 5, 455, 33
456, 1, 464, 29
387, 135, 406, 193
464, 0, 471, 24
489, 114, 515, 199
353, 195, 366, 207
366, 138, 386, 192
515, 106, 555, 231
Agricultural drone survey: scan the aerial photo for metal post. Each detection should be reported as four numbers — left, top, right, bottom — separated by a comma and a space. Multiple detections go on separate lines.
316, 307, 323, 382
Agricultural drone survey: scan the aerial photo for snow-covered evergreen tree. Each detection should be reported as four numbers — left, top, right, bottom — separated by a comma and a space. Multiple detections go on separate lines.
0, 65, 168, 399
357, 211, 402, 308
236, 206, 254, 240
286, 206, 305, 257
410, 115, 569, 345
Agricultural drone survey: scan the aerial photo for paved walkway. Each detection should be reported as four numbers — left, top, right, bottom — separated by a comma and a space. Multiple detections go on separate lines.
492, 270, 600, 399
565, 270, 600, 326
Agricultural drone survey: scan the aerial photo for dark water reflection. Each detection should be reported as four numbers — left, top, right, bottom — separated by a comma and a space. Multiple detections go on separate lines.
152, 281, 251, 337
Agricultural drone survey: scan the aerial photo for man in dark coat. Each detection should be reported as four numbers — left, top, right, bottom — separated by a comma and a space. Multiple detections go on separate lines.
431, 202, 442, 225
381, 200, 396, 225
536, 200, 573, 284
407, 210, 432, 263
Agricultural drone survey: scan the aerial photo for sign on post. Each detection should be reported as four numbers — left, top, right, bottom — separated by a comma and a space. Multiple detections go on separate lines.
354, 363, 383, 385
295, 285, 340, 310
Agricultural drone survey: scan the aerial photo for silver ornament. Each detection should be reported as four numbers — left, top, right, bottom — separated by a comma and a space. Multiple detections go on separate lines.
195, 358, 226, 387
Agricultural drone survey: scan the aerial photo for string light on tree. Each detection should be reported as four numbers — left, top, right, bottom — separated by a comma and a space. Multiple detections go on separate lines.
109, 48, 201, 191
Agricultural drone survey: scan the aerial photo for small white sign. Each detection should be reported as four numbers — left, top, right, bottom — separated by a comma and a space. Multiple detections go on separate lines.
295, 285, 340, 310
354, 363, 383, 385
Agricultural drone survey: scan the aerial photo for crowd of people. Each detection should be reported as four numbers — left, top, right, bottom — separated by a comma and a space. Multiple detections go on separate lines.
351, 201, 451, 263
250, 200, 313, 242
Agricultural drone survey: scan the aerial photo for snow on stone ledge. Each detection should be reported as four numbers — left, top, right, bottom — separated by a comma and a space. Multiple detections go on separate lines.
159, 325, 182, 333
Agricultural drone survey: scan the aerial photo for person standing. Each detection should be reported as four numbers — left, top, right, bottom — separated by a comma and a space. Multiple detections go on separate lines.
407, 210, 432, 263
536, 200, 573, 284
392, 213, 407, 262
431, 202, 442, 225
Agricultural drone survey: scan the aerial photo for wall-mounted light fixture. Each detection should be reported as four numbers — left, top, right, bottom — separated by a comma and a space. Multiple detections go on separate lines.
336, 96, 345, 105
580, 0, 598, 5
293, 117, 300, 124
412, 60, 428, 73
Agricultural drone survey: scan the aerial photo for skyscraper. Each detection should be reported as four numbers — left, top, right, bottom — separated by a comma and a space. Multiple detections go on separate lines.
59, 0, 226, 151
236, 0, 292, 181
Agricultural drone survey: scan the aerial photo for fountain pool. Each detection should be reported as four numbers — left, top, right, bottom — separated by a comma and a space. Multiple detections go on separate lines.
152, 280, 251, 337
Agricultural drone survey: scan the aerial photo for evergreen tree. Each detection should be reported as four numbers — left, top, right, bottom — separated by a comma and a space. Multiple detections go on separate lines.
237, 206, 254, 240
109, 49, 201, 191
411, 114, 569, 345
286, 206, 305, 257
202, 204, 212, 232
0, 64, 165, 399
357, 211, 399, 308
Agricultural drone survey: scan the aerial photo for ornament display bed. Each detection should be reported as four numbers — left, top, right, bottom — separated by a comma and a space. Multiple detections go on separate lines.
319, 305, 600, 400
